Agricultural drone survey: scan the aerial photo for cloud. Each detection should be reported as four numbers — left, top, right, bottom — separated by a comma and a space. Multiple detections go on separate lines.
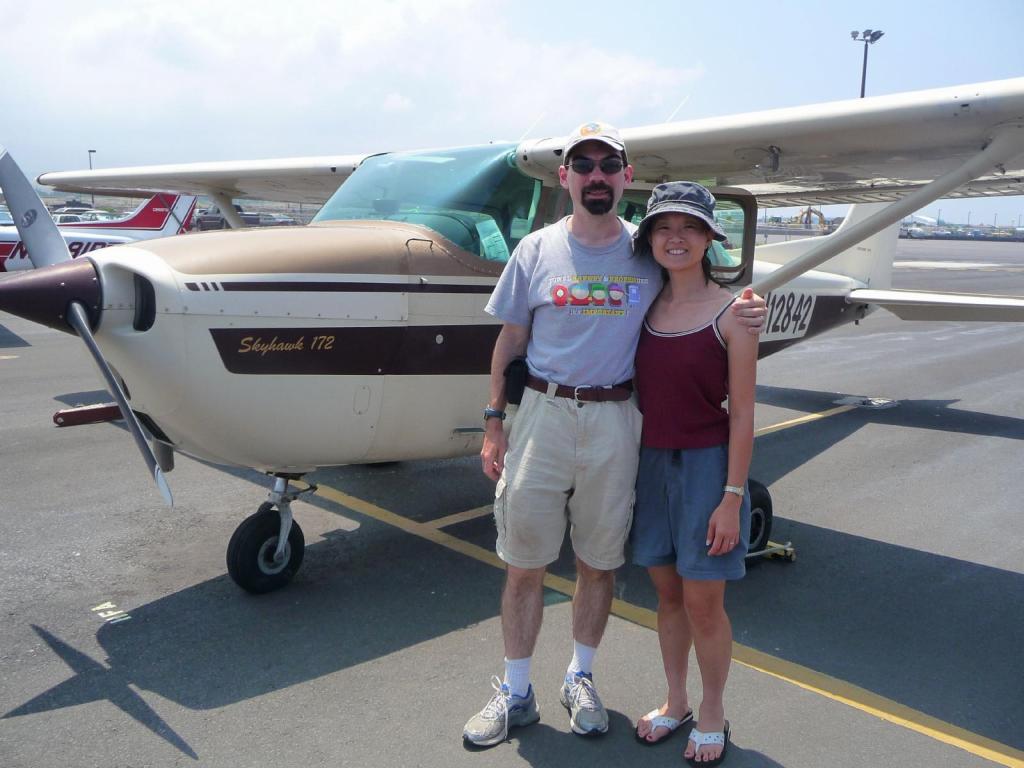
381, 92, 414, 112
1, 0, 706, 174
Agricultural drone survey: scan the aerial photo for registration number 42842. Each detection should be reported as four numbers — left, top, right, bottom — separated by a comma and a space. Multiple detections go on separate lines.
761, 291, 816, 341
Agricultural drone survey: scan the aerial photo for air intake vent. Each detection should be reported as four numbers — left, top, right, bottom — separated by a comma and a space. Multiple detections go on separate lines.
134, 410, 171, 443
133, 273, 156, 331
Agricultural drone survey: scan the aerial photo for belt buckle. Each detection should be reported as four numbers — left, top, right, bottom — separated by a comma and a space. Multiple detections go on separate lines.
573, 385, 593, 402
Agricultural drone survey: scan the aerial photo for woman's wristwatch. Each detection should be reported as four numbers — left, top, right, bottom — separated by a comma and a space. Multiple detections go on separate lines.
723, 484, 745, 498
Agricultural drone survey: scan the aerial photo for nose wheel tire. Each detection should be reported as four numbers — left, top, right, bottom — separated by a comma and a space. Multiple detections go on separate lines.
747, 479, 773, 555
226, 502, 305, 594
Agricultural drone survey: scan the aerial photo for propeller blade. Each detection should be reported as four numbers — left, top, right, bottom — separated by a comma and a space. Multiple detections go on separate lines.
66, 301, 173, 507
0, 147, 72, 268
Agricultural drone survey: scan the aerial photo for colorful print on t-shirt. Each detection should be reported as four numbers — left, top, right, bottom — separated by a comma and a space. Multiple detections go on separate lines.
549, 273, 649, 316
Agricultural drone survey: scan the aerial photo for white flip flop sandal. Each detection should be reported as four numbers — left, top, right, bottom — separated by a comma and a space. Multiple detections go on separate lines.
634, 707, 693, 745
686, 720, 730, 766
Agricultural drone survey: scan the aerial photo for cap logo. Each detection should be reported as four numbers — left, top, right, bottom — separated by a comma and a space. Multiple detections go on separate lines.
579, 123, 604, 137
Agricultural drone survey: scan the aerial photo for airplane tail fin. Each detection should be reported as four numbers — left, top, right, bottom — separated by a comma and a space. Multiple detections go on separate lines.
117, 193, 198, 235
62, 193, 198, 236
755, 203, 899, 289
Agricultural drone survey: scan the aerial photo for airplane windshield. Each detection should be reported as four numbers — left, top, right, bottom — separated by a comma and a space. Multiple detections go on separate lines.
314, 143, 542, 263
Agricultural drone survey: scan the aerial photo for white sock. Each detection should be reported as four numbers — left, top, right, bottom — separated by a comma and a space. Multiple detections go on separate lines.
566, 640, 597, 679
503, 656, 532, 698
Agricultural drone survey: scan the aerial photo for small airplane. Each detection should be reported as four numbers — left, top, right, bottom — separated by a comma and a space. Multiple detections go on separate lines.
2, 77, 1023, 594
0, 192, 197, 272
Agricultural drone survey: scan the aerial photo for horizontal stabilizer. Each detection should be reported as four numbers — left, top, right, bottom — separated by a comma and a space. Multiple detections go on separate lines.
848, 289, 1024, 322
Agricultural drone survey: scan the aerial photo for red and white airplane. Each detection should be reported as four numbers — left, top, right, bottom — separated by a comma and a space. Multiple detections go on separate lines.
0, 192, 196, 272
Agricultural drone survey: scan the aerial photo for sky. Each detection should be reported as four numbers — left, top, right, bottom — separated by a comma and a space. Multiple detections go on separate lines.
2, 0, 1022, 225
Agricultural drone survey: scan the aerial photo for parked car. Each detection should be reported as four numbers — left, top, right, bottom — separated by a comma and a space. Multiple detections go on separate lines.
0, 209, 13, 226
52, 213, 83, 224
76, 210, 121, 222
193, 204, 261, 230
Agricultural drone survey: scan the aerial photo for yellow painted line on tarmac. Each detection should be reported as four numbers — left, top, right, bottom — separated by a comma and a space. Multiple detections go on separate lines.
734, 647, 1024, 768
312, 483, 506, 570
0, 354, 19, 360
425, 504, 493, 530
755, 404, 856, 437
310, 480, 1024, 768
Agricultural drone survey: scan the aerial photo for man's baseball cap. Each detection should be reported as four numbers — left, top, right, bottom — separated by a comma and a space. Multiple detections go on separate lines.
634, 181, 728, 243
562, 121, 627, 164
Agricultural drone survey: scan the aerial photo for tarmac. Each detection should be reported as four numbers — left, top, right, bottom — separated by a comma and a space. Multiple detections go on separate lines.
0, 239, 1022, 767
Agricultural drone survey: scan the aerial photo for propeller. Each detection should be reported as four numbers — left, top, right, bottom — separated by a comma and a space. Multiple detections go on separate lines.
0, 146, 173, 506
0, 148, 72, 268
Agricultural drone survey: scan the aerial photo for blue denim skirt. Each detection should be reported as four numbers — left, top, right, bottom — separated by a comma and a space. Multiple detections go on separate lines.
631, 444, 750, 580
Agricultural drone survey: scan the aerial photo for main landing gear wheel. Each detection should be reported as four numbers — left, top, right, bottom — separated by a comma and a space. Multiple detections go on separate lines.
747, 479, 773, 555
226, 502, 305, 594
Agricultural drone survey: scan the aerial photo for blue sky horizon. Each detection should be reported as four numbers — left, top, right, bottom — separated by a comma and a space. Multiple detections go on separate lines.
2, 0, 1022, 225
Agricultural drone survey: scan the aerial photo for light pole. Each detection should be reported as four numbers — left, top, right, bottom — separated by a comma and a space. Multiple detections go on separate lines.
87, 149, 97, 207
850, 29, 884, 98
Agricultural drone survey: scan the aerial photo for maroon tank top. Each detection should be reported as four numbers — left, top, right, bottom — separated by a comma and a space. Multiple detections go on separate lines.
635, 300, 733, 449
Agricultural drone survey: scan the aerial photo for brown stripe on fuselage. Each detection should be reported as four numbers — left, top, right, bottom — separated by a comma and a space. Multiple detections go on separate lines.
142, 221, 505, 278
210, 324, 500, 375
216, 281, 494, 294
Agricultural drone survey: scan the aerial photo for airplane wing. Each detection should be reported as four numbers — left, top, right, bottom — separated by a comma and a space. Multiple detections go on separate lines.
517, 77, 1024, 205
33, 78, 1024, 210
38, 155, 370, 205
848, 289, 1024, 322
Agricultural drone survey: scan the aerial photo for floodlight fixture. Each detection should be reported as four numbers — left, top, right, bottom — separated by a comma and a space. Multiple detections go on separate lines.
850, 28, 885, 98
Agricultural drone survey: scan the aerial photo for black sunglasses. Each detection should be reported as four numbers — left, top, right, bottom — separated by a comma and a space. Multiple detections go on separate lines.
567, 156, 625, 175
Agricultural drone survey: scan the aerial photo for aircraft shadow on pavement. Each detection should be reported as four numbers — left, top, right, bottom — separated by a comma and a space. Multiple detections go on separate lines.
729, 522, 1022, 750
3, 514, 507, 758
609, 385, 1024, 751
0, 322, 29, 348
53, 389, 116, 407
10, 390, 1021, 758
615, 523, 1024, 751
753, 384, 1024, 488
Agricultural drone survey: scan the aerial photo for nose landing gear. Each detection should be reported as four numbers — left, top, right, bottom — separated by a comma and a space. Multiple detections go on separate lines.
744, 480, 796, 563
226, 475, 317, 593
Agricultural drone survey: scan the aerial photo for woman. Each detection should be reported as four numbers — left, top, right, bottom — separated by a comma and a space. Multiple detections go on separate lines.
630, 182, 758, 766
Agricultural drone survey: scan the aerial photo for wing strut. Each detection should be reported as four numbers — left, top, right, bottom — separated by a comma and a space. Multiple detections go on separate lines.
207, 191, 247, 229
752, 124, 1024, 295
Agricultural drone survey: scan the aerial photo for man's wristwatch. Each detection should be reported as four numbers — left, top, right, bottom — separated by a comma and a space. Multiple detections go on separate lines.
483, 406, 506, 422
723, 484, 745, 498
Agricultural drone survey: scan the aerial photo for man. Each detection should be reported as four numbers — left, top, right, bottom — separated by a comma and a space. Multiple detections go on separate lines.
463, 122, 764, 747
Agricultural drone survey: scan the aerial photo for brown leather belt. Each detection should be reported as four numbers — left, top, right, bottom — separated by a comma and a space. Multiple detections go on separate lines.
526, 374, 633, 403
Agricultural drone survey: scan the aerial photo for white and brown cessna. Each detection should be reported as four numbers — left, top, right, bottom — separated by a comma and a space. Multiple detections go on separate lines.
2, 77, 1023, 593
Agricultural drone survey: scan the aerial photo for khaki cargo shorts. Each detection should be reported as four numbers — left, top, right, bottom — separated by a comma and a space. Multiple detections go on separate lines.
494, 386, 642, 570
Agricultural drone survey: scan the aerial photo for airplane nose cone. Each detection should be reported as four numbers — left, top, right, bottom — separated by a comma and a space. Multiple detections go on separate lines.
0, 257, 102, 333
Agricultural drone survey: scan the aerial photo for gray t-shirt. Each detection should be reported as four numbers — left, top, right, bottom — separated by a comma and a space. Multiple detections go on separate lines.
485, 217, 663, 387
